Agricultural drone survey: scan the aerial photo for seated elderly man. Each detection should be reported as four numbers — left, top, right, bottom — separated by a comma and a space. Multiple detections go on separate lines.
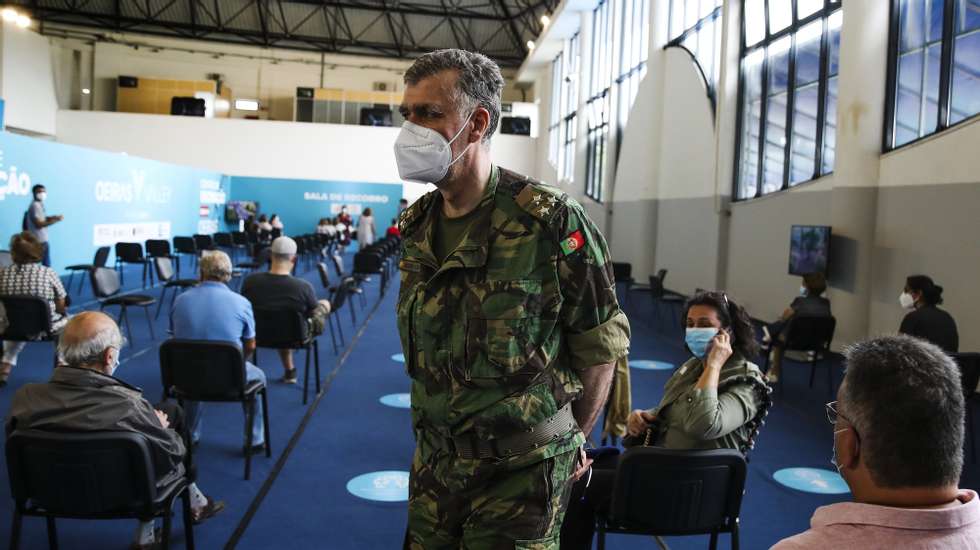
773, 335, 980, 549
170, 250, 266, 453
6, 312, 223, 550
241, 236, 331, 384
0, 232, 69, 386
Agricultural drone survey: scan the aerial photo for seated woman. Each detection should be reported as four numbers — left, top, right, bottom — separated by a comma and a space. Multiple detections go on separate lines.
764, 272, 832, 383
0, 232, 69, 386
899, 275, 958, 353
560, 291, 766, 550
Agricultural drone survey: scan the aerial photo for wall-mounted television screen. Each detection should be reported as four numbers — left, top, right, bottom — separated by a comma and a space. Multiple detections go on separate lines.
225, 200, 259, 224
789, 225, 831, 276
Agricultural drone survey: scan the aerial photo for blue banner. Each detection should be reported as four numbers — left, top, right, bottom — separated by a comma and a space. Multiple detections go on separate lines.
0, 131, 226, 273
228, 176, 403, 243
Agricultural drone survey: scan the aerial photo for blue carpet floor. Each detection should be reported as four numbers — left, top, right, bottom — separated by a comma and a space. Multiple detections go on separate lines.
0, 265, 977, 549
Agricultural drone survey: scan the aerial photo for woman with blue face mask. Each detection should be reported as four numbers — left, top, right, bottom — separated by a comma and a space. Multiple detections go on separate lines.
561, 291, 767, 550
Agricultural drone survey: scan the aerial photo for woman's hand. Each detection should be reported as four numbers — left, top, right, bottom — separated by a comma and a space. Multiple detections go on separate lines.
705, 330, 733, 370
627, 409, 657, 437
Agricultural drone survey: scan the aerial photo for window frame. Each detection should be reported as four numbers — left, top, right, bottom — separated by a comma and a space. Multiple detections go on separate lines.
883, 0, 980, 151
559, 33, 581, 183
665, 0, 724, 115
732, 0, 843, 202
585, 0, 616, 203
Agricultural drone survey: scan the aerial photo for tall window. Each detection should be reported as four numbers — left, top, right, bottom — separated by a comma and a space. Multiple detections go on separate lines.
548, 51, 565, 170
887, 0, 980, 149
585, 0, 649, 202
735, 0, 842, 201
667, 0, 724, 101
560, 34, 581, 182
586, 0, 615, 202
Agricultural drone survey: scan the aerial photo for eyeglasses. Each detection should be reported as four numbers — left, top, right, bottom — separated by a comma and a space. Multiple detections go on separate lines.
825, 400, 852, 427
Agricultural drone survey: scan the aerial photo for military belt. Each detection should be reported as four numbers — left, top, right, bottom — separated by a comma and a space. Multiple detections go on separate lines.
452, 403, 577, 460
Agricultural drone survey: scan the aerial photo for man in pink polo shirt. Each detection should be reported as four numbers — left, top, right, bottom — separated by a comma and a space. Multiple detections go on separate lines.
773, 335, 980, 549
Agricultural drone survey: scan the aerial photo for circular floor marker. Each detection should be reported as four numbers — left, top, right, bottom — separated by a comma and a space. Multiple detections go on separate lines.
630, 360, 674, 371
773, 468, 850, 494
391, 353, 405, 363
347, 471, 410, 502
380, 393, 411, 408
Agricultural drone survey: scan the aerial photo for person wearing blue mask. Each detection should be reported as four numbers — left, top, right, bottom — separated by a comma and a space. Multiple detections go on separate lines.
561, 291, 767, 550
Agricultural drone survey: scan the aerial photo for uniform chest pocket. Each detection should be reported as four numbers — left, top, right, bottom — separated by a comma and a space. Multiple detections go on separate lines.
463, 280, 556, 380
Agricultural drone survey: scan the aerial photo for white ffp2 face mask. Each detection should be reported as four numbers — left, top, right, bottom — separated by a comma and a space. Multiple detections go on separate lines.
36, 192, 47, 202
393, 113, 474, 183
899, 292, 915, 309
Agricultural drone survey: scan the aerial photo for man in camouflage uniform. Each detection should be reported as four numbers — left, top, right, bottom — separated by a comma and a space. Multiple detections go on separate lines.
394, 49, 631, 549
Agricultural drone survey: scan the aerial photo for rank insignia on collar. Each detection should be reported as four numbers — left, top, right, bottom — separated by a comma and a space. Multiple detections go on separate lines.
560, 230, 585, 256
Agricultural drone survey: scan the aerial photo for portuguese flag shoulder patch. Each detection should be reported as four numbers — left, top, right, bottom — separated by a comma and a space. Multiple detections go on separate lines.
560, 230, 586, 256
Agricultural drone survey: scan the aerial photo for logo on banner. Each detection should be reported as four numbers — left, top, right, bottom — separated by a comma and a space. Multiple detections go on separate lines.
93, 222, 171, 247
200, 205, 210, 217
199, 179, 226, 204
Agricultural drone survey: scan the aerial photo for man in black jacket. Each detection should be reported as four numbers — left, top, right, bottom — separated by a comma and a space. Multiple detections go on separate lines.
6, 312, 224, 549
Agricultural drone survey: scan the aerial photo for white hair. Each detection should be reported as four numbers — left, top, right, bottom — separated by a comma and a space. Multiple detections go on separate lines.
200, 250, 233, 282
58, 323, 124, 366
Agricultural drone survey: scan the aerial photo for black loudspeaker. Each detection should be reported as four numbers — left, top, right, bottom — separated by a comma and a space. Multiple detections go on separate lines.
500, 116, 531, 136
297, 87, 314, 98
118, 76, 138, 88
360, 107, 392, 127
171, 97, 206, 117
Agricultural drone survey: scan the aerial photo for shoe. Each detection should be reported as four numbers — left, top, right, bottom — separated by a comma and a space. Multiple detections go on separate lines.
243, 442, 266, 456
191, 496, 226, 524
129, 528, 162, 550
281, 369, 298, 384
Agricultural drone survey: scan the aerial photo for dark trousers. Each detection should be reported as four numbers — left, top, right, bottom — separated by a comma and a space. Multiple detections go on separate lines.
560, 452, 620, 550
154, 399, 196, 480
40, 242, 50, 267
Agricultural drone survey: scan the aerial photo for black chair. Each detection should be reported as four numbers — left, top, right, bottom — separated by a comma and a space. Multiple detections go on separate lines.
762, 315, 837, 396
213, 233, 236, 261
611, 262, 634, 305
236, 245, 271, 274
597, 448, 747, 550
154, 257, 198, 319
6, 429, 195, 550
159, 339, 270, 480
91, 267, 156, 343
0, 296, 58, 367
0, 250, 11, 268
114, 242, 154, 288
146, 238, 175, 275
253, 309, 321, 404
315, 263, 345, 354
952, 352, 980, 464
64, 246, 111, 294
353, 250, 388, 295
230, 232, 250, 261
172, 237, 198, 273
192, 235, 215, 255
331, 254, 364, 319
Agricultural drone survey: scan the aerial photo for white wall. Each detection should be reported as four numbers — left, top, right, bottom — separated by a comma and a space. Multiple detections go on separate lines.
55, 109, 538, 196
1, 23, 59, 135
534, 0, 980, 351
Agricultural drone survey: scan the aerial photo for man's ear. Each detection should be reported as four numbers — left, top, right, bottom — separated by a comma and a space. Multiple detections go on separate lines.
838, 428, 861, 470
470, 107, 491, 143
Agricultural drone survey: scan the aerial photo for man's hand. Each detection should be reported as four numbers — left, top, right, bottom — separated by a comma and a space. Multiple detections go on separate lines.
154, 409, 170, 429
627, 409, 657, 437
570, 446, 593, 482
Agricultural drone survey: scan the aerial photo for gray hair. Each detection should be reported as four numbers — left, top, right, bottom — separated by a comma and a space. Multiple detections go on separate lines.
58, 323, 124, 367
271, 252, 294, 263
404, 49, 505, 143
841, 335, 964, 488
199, 250, 233, 282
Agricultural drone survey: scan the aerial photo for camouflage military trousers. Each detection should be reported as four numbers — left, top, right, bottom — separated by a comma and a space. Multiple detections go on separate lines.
405, 449, 578, 550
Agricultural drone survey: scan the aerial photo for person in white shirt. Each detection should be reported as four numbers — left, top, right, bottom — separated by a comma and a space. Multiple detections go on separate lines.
357, 208, 376, 247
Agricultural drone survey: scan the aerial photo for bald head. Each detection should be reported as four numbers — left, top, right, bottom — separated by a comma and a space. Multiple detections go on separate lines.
58, 312, 124, 374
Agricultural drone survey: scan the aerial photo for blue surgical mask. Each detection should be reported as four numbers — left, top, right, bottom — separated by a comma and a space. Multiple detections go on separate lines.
685, 328, 719, 359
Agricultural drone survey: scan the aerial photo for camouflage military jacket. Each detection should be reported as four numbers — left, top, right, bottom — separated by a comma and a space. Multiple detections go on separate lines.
397, 166, 631, 468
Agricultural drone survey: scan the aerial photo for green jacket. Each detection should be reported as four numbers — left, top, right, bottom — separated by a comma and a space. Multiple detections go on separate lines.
397, 166, 631, 469
646, 354, 765, 451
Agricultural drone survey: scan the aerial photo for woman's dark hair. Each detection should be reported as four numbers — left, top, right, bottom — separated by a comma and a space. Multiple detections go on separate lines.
685, 291, 760, 360
271, 214, 279, 222
906, 275, 944, 306
803, 272, 827, 296
363, 207, 373, 217
258, 214, 268, 223
10, 232, 43, 264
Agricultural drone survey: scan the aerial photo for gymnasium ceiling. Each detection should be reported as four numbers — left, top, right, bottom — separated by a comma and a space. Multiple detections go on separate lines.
12, 0, 557, 67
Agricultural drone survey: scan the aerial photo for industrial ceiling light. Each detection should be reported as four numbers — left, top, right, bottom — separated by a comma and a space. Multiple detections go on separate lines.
526, 40, 535, 51
82, 88, 91, 95
540, 14, 550, 26
1, 8, 16, 21
15, 13, 29, 27
234, 99, 259, 111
